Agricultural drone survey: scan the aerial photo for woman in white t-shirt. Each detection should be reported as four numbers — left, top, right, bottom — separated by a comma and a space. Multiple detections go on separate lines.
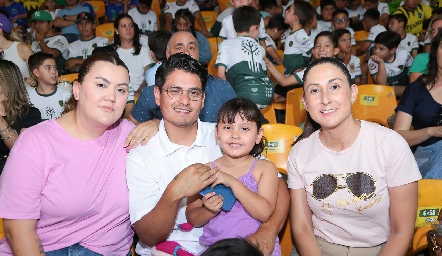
287, 57, 421, 256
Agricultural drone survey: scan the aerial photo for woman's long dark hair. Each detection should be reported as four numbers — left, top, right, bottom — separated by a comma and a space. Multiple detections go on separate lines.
174, 9, 197, 38
113, 14, 142, 55
422, 29, 442, 90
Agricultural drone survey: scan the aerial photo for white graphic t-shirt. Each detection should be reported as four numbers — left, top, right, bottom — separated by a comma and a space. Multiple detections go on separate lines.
68, 37, 109, 60
368, 49, 413, 85
128, 8, 158, 34
27, 86, 72, 120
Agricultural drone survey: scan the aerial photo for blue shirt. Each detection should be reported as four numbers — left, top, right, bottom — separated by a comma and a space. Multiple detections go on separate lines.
0, 2, 28, 27
57, 5, 90, 35
145, 62, 161, 87
396, 78, 442, 147
195, 31, 212, 65
131, 75, 237, 123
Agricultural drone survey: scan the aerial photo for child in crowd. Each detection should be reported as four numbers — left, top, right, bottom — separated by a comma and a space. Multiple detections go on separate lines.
0, 0, 28, 33
209, 1, 234, 37
363, 0, 389, 27
44, 0, 61, 20
331, 9, 356, 56
186, 97, 280, 255
174, 9, 212, 65
346, 0, 364, 30
261, 0, 283, 18
357, 8, 385, 56
27, 52, 72, 120
318, 0, 335, 31
145, 31, 171, 87
128, 0, 157, 34
265, 14, 287, 65
388, 13, 418, 58
164, 0, 211, 37
266, 31, 340, 101
283, 1, 314, 75
334, 29, 361, 84
368, 31, 413, 97
216, 6, 273, 108
219, 0, 266, 49
105, 0, 129, 22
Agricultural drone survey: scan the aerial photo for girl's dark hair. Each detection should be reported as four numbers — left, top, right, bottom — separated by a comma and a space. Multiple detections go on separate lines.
113, 14, 142, 55
200, 238, 263, 256
217, 98, 266, 157
174, 9, 197, 38
294, 57, 351, 143
63, 53, 129, 113
423, 28, 442, 90
315, 30, 338, 48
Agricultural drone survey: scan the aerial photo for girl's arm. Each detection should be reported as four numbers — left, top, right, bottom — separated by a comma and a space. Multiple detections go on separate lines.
186, 192, 222, 227
266, 47, 283, 65
378, 182, 418, 256
3, 219, 45, 256
290, 189, 322, 256
393, 111, 442, 146
264, 58, 298, 87
212, 160, 278, 222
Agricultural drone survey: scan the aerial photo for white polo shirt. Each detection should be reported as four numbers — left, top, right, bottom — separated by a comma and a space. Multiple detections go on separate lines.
126, 119, 222, 256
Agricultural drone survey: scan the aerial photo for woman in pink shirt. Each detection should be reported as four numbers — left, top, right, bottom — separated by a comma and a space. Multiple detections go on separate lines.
0, 53, 136, 255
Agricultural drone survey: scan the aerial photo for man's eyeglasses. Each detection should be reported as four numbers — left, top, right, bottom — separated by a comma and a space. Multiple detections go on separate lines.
333, 18, 348, 24
163, 87, 203, 101
310, 172, 376, 201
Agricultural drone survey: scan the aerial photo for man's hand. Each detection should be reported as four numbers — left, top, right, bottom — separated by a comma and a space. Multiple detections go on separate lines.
124, 119, 160, 150
34, 32, 44, 42
171, 164, 219, 199
247, 228, 277, 256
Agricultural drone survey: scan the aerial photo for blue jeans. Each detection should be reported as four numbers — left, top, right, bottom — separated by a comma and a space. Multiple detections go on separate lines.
415, 140, 442, 179
46, 243, 132, 256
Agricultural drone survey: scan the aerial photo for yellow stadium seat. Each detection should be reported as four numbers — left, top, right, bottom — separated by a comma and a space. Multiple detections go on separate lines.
207, 37, 219, 77
95, 23, 115, 42
405, 180, 442, 256
23, 1, 41, 10
194, 11, 218, 31
351, 84, 397, 127
58, 73, 79, 83
262, 123, 302, 174
218, 0, 233, 12
276, 49, 283, 60
261, 104, 277, 123
269, 64, 284, 86
151, 0, 162, 30
354, 30, 369, 41
87, 1, 105, 23
279, 217, 294, 256
0, 219, 4, 241
285, 88, 306, 126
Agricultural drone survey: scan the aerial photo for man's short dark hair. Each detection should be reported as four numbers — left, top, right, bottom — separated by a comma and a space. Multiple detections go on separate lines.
363, 8, 380, 22
294, 1, 315, 27
260, 0, 278, 11
155, 53, 208, 91
233, 6, 261, 33
148, 31, 172, 62
433, 7, 442, 15
28, 52, 55, 72
200, 238, 263, 256
320, 0, 336, 10
375, 31, 401, 50
138, 0, 152, 7
389, 13, 408, 28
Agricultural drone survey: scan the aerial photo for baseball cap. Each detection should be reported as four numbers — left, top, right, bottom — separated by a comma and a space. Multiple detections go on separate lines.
75, 12, 95, 24
0, 14, 12, 33
30, 10, 53, 22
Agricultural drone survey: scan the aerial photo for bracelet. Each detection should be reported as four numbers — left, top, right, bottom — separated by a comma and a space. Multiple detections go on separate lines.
0, 126, 10, 133
1, 129, 17, 141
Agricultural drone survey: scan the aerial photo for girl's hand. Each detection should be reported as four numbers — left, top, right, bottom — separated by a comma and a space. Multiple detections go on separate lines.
202, 192, 223, 213
212, 171, 235, 188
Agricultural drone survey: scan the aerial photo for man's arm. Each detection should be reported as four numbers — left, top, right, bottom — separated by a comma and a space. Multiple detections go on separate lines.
53, 15, 76, 28
247, 178, 289, 256
133, 164, 219, 246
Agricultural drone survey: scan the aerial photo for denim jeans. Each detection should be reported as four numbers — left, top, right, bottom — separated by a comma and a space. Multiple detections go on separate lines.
415, 140, 442, 179
46, 244, 132, 256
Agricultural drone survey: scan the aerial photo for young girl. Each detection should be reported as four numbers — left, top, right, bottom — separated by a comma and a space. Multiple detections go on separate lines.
334, 29, 361, 85
186, 98, 281, 256
268, 31, 340, 101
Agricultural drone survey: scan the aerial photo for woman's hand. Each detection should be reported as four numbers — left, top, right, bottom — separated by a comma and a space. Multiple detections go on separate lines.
202, 192, 223, 213
124, 119, 160, 150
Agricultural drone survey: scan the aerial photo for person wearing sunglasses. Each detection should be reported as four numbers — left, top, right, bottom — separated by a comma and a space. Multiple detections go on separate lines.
288, 57, 421, 256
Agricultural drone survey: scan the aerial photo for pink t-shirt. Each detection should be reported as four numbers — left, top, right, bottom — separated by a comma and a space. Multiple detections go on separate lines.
287, 121, 421, 247
0, 119, 135, 255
